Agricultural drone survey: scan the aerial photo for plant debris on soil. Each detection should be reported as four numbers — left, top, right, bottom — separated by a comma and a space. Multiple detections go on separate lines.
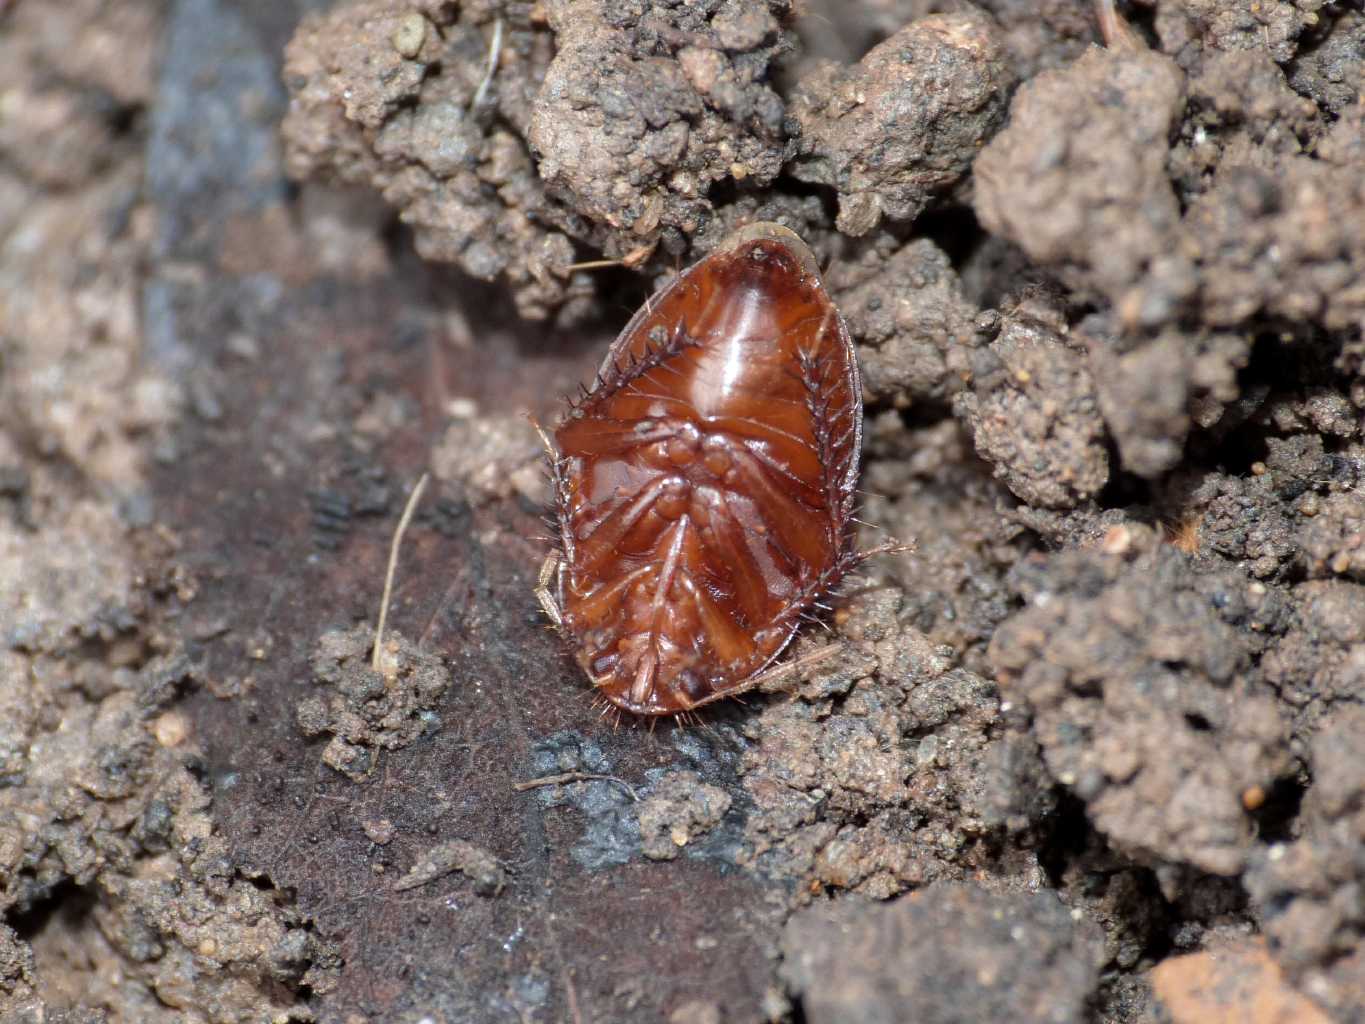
2, 0, 1363, 1021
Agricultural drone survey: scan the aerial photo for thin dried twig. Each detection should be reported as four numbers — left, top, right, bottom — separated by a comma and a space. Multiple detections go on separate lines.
562, 258, 623, 272
560, 241, 657, 275
472, 17, 504, 109
563, 967, 584, 1024
1094, 0, 1145, 52
373, 472, 430, 671
513, 771, 639, 801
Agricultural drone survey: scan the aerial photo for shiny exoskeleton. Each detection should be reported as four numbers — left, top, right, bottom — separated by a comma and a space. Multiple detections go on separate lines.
538, 223, 862, 716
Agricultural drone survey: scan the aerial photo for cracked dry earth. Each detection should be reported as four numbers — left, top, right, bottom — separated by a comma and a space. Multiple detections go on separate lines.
1, 0, 1364, 1022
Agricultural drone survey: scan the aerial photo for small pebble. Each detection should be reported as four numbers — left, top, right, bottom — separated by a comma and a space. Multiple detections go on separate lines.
391, 12, 427, 59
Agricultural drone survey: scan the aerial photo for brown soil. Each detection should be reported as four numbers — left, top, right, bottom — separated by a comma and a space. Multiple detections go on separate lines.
1, 0, 1362, 1021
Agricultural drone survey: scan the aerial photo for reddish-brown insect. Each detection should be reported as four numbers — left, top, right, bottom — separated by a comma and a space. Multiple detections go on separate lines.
537, 222, 865, 716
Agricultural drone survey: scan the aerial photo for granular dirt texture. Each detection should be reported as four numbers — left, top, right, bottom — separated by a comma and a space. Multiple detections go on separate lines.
977, 16, 1365, 337
786, 11, 1015, 236
529, 0, 790, 243
295, 625, 450, 780
1244, 703, 1365, 1019
1302, 490, 1365, 580
738, 589, 1048, 901
282, 0, 589, 321
1088, 330, 1196, 478
392, 837, 508, 896
637, 770, 734, 862
1182, 154, 1365, 331
0, 583, 339, 1024
974, 44, 1188, 321
1086, 322, 1251, 479
1287, 8, 1365, 114
5, 0, 1365, 1021
430, 411, 550, 508
780, 882, 1104, 1024
991, 539, 1291, 876
955, 309, 1109, 508
1155, 0, 1333, 65
0, 2, 341, 1020
1262, 580, 1365, 744
826, 235, 981, 405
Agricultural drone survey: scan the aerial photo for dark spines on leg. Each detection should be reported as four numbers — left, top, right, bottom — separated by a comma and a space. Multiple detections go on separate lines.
794, 344, 857, 538
566, 319, 704, 417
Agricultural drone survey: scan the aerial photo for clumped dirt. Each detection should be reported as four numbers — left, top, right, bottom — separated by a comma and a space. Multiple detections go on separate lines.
781, 883, 1105, 1024
637, 771, 733, 862
992, 536, 1291, 877
955, 308, 1109, 508
1245, 703, 1365, 1020
786, 11, 1016, 236
825, 235, 980, 405
392, 837, 508, 896
3, 0, 1364, 1021
295, 626, 450, 780
738, 593, 1027, 900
